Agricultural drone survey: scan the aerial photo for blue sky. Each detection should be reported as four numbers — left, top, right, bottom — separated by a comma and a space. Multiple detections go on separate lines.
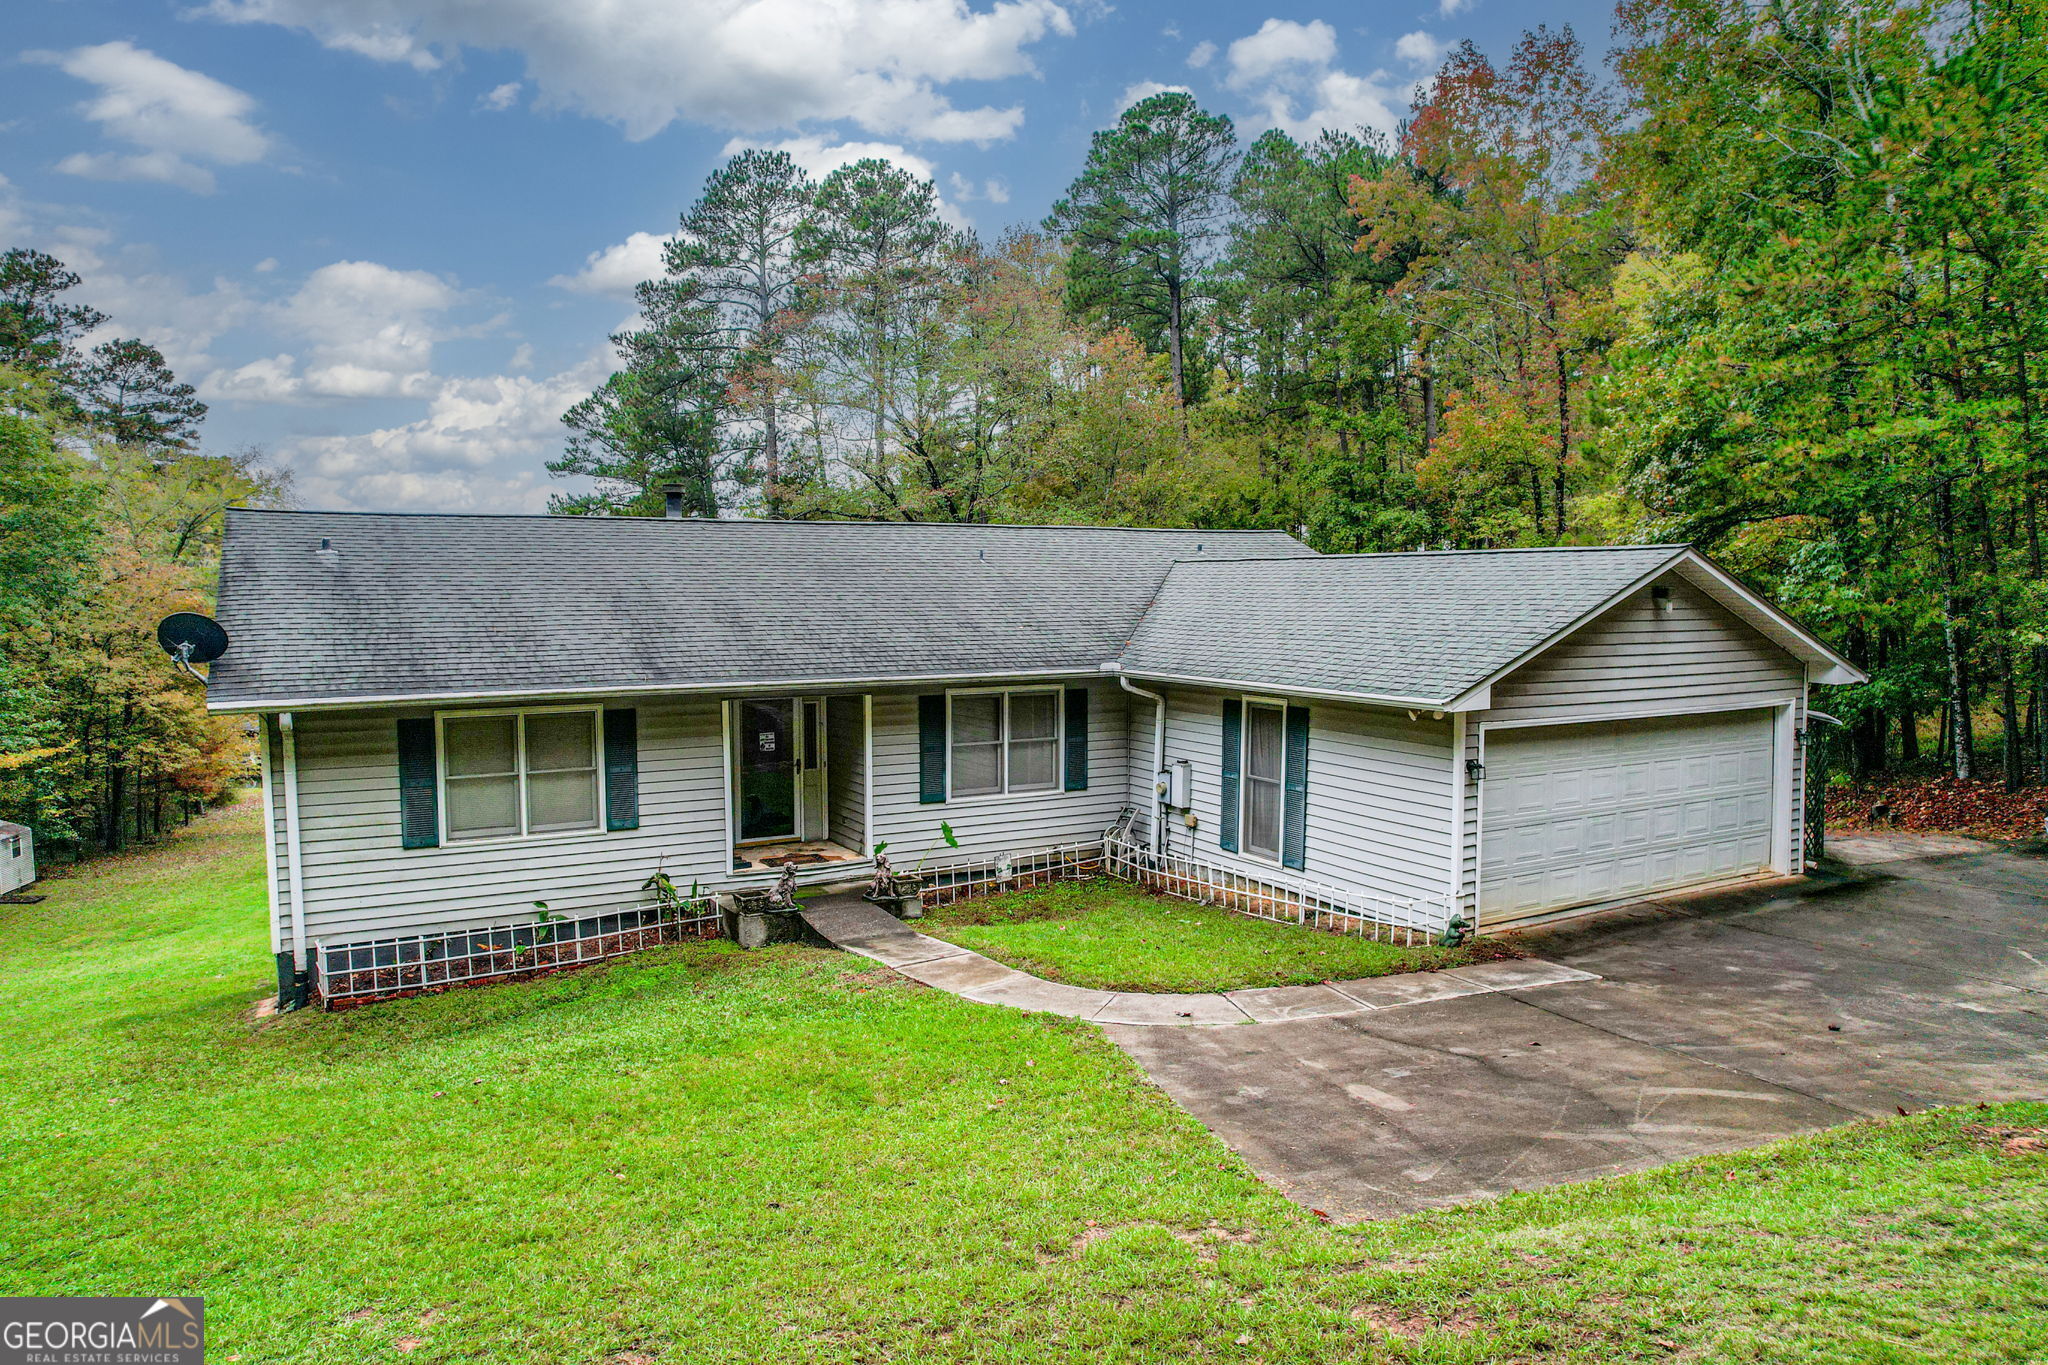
4, 0, 1609, 513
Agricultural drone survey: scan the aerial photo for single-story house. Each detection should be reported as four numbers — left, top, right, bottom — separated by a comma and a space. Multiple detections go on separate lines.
206, 508, 1864, 1005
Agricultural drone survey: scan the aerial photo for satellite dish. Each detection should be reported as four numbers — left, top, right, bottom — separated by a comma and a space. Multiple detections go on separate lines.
157, 612, 229, 664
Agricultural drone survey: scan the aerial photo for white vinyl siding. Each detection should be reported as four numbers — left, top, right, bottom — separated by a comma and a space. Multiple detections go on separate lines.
871, 680, 1129, 861
826, 695, 867, 854
1142, 687, 1455, 906
1484, 573, 1803, 725
272, 697, 729, 945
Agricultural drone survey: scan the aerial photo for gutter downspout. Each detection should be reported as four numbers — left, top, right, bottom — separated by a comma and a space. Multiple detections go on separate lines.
279, 711, 309, 1009
1118, 675, 1168, 856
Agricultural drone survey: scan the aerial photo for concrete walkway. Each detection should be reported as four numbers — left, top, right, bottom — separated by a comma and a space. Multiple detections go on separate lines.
797, 894, 1598, 1026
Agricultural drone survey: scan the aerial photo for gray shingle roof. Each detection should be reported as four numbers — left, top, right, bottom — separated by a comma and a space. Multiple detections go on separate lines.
1112, 547, 1688, 706
207, 511, 1314, 708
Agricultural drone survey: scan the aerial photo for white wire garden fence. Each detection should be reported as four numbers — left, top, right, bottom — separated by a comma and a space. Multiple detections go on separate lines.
916, 838, 1108, 907
1102, 835, 1455, 946
315, 894, 721, 1007
911, 826, 1454, 946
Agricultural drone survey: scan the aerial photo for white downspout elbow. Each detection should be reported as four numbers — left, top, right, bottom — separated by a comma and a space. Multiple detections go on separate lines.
1117, 675, 1167, 855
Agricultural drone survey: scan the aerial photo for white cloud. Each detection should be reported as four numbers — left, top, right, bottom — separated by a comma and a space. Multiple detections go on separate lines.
285, 353, 612, 512
254, 256, 280, 272
29, 41, 273, 193
1223, 18, 1407, 140
1226, 19, 1337, 90
1186, 40, 1216, 69
478, 81, 523, 112
547, 231, 673, 297
194, 0, 1074, 143
1438, 0, 1474, 16
723, 134, 937, 185
1395, 31, 1451, 68
721, 135, 973, 228
202, 260, 474, 403
947, 172, 1009, 204
203, 353, 306, 403
1118, 81, 1191, 110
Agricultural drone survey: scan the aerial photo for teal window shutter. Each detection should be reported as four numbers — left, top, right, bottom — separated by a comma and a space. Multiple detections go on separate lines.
1281, 705, 1310, 870
396, 717, 439, 849
1218, 698, 1241, 853
604, 708, 640, 830
918, 695, 947, 803
1064, 687, 1089, 791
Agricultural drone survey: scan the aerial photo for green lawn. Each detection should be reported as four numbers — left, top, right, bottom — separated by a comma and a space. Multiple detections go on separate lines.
3, 797, 2046, 1363
916, 878, 1492, 992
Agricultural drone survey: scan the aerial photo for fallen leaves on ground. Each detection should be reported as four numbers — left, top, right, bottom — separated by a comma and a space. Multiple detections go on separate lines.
1828, 775, 2048, 840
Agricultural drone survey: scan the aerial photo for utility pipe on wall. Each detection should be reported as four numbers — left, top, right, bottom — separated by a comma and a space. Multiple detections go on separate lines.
1117, 675, 1168, 855
278, 711, 309, 1007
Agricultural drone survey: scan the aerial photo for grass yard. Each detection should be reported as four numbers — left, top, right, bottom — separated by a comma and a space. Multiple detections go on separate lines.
3, 796, 2046, 1363
916, 878, 1495, 992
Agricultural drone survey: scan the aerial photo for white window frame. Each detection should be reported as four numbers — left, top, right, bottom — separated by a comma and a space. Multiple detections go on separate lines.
1238, 694, 1293, 866
945, 686, 1065, 802
435, 704, 606, 844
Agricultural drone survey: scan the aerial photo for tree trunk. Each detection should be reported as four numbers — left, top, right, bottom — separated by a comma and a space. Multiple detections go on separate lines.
1553, 343, 1570, 539
2036, 644, 2048, 785
1420, 348, 1436, 458
1899, 705, 1920, 765
2001, 649, 2023, 792
1936, 477, 1974, 781
762, 402, 782, 518
1166, 273, 1188, 419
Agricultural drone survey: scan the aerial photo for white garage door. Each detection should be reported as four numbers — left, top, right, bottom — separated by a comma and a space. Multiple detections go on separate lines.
1480, 709, 1777, 925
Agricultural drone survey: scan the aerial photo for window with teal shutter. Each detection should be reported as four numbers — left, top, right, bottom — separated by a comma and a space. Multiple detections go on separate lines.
603, 709, 640, 830
396, 717, 439, 848
918, 695, 947, 803
1064, 687, 1089, 791
1218, 699, 1241, 853
1281, 705, 1309, 870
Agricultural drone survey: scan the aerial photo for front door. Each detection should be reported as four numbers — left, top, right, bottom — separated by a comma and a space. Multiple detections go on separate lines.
736, 699, 796, 842
797, 698, 828, 841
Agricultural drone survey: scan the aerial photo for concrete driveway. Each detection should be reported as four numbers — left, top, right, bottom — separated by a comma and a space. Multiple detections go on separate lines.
1107, 842, 2048, 1221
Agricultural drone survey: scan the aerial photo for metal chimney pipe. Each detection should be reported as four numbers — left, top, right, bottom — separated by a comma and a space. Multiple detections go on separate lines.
658, 482, 686, 519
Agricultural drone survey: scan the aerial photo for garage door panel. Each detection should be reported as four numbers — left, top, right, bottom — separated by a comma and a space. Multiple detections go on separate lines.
1481, 709, 1776, 922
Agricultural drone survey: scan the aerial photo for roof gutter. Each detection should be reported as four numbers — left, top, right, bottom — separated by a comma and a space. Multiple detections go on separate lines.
208, 666, 1107, 715
1103, 661, 1462, 712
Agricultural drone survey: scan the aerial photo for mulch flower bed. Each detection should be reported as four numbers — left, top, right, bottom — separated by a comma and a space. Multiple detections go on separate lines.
1827, 775, 2048, 842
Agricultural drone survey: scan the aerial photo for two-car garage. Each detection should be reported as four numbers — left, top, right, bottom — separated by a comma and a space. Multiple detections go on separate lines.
1477, 707, 1782, 930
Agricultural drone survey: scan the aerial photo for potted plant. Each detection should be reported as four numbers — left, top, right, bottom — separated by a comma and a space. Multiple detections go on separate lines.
863, 821, 957, 920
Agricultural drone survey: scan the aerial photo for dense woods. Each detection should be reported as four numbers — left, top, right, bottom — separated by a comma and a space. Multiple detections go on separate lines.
564, 0, 2047, 790
0, 249, 287, 855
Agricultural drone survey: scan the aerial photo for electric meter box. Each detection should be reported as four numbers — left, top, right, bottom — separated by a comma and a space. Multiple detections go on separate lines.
1157, 760, 1193, 810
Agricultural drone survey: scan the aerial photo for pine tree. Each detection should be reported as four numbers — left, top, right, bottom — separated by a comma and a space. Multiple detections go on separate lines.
1046, 92, 1238, 410
668, 150, 815, 515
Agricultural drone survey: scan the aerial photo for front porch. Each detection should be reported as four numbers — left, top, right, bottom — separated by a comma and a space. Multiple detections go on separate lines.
725, 692, 873, 890
732, 838, 866, 872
